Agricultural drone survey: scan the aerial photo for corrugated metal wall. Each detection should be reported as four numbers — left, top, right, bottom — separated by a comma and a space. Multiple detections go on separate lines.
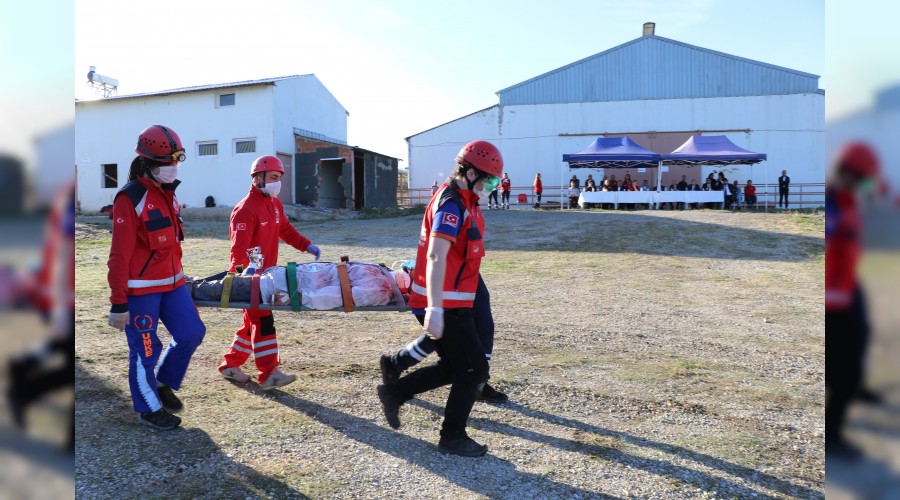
499, 36, 820, 106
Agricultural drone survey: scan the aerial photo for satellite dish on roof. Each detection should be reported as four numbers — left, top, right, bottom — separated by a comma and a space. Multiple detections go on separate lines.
86, 66, 119, 97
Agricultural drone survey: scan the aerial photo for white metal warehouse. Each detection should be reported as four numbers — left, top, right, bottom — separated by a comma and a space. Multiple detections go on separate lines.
407, 24, 824, 207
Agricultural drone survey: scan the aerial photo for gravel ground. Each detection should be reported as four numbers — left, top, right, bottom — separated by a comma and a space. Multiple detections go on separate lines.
75, 208, 826, 498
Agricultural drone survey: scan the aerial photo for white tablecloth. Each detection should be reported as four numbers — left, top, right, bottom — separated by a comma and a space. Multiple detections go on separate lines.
578, 190, 724, 208
656, 191, 724, 205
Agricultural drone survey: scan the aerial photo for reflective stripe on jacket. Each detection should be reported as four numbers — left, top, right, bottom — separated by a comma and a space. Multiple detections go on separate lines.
408, 184, 485, 309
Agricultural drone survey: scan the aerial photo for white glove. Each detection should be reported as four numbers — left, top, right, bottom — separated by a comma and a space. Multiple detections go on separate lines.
108, 311, 129, 331
423, 307, 444, 340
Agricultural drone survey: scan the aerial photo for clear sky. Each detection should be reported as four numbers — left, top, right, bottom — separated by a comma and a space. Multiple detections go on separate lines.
70, 0, 826, 165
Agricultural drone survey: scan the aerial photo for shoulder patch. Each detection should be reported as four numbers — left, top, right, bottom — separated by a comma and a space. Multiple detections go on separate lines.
118, 181, 147, 208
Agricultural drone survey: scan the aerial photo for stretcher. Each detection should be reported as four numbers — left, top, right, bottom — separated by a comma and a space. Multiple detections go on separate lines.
187, 256, 411, 313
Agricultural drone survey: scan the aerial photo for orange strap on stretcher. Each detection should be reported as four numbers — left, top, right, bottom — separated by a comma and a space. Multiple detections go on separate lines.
249, 271, 261, 310
336, 256, 354, 313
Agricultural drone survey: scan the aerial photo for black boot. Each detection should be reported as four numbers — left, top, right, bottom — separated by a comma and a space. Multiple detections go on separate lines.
379, 355, 401, 385
377, 384, 405, 429
477, 384, 509, 403
157, 385, 183, 413
438, 435, 488, 457
138, 409, 181, 430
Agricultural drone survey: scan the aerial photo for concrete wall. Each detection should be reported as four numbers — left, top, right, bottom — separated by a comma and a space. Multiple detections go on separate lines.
408, 93, 825, 204
273, 75, 348, 154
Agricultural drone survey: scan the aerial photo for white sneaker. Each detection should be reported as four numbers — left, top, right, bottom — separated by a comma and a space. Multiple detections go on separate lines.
260, 369, 297, 390
220, 366, 250, 383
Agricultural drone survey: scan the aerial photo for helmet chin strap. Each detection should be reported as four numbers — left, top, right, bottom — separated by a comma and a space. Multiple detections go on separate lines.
255, 175, 270, 196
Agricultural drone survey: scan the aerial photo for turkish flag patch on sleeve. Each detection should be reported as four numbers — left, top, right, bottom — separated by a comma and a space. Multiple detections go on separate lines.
236, 223, 247, 231
442, 213, 459, 228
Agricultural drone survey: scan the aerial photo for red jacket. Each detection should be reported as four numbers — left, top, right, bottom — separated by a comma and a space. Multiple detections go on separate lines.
500, 178, 511, 192
409, 184, 485, 309
744, 185, 757, 196
534, 177, 542, 194
229, 187, 311, 272
108, 178, 186, 310
825, 189, 860, 310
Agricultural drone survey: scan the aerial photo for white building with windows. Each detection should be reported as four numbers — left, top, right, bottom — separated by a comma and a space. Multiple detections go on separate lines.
75, 75, 348, 212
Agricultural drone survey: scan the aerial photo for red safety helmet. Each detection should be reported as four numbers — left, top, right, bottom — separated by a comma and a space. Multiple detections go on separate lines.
837, 142, 879, 178
250, 155, 285, 177
135, 125, 186, 163
456, 140, 503, 177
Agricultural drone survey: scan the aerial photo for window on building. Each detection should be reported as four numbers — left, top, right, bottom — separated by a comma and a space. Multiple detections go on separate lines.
102, 163, 117, 188
198, 141, 218, 157
219, 93, 235, 106
235, 139, 256, 154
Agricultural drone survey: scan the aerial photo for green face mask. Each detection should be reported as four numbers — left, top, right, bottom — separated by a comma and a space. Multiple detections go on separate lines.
481, 175, 500, 192
858, 178, 877, 195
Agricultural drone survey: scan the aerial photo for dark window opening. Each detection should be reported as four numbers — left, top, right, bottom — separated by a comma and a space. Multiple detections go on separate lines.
102, 163, 118, 188
219, 93, 235, 106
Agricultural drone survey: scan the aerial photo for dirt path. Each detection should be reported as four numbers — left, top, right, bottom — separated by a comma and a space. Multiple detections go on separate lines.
75, 209, 826, 498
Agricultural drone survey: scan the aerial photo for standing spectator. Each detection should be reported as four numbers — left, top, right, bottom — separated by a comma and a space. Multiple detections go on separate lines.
732, 180, 743, 209
744, 180, 757, 208
106, 125, 206, 430
676, 175, 688, 210
533, 173, 543, 208
499, 173, 512, 209
432, 181, 439, 196
567, 180, 581, 209
778, 170, 791, 208
487, 184, 499, 210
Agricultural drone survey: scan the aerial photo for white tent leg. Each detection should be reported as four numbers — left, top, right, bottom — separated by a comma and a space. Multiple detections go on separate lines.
656, 161, 663, 209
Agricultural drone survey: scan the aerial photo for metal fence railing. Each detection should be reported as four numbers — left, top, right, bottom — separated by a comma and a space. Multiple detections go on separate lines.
399, 183, 826, 210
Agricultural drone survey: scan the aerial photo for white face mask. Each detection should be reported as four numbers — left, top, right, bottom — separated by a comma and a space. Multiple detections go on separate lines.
263, 180, 282, 198
154, 165, 179, 184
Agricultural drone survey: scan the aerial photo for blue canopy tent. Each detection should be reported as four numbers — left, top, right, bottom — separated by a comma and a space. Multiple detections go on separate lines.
662, 135, 768, 208
562, 137, 662, 205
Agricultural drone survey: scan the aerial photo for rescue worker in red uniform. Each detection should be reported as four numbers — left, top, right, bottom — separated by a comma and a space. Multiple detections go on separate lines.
8, 182, 75, 450
377, 140, 503, 457
218, 155, 321, 389
107, 125, 206, 430
825, 142, 883, 460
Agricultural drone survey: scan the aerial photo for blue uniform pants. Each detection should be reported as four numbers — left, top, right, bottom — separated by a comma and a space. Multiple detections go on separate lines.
125, 285, 206, 413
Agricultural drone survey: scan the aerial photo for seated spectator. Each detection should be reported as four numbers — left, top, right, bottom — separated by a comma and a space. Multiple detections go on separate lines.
609, 175, 619, 191
687, 178, 701, 209
639, 180, 650, 191
744, 180, 757, 208
567, 180, 581, 209
722, 178, 735, 209
583, 179, 597, 208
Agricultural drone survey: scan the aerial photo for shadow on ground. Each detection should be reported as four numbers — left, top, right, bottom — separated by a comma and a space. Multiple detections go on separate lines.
408, 399, 820, 498
75, 363, 305, 498
242, 384, 612, 498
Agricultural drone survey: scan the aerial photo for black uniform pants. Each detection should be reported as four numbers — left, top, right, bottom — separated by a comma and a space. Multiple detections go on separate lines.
825, 290, 869, 442
395, 276, 494, 372
396, 308, 489, 440
779, 188, 789, 207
